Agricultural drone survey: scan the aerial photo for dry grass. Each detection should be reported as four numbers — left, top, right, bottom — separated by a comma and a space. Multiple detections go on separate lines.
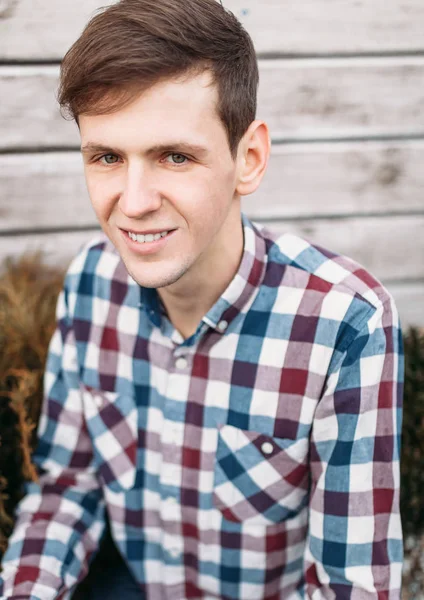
401, 327, 424, 596
0, 253, 64, 555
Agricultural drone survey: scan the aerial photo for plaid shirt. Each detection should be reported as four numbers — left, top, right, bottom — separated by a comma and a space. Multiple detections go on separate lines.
0, 215, 403, 599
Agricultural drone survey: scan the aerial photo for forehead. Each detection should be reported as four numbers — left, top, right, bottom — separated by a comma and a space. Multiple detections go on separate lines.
79, 71, 224, 147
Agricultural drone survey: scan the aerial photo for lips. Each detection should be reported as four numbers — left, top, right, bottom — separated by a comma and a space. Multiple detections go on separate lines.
124, 228, 174, 235
120, 227, 177, 254
127, 230, 169, 243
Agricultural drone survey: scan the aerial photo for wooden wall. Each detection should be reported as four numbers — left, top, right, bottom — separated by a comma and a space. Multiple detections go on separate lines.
0, 0, 423, 326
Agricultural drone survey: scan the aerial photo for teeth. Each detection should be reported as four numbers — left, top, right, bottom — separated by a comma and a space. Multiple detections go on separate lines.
128, 230, 169, 243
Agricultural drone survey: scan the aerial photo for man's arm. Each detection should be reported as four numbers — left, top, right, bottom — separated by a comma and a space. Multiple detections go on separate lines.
0, 284, 106, 600
304, 296, 403, 599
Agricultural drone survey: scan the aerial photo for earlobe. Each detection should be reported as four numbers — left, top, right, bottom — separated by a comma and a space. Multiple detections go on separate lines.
236, 120, 271, 197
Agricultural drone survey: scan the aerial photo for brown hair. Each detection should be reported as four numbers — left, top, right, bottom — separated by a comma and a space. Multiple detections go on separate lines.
58, 0, 259, 157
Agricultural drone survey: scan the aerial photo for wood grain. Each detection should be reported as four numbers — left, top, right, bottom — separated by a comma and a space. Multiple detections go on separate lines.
0, 153, 93, 229
257, 58, 424, 139
0, 229, 420, 326
2, 58, 424, 150
225, 0, 424, 55
0, 66, 77, 150
1, 142, 423, 230
0, 213, 420, 281
0, 0, 113, 61
1, 0, 424, 59
0, 230, 101, 269
267, 215, 421, 282
246, 141, 424, 219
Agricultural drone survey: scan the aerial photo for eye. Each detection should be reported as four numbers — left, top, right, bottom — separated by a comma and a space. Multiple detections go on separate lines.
99, 154, 119, 165
165, 153, 189, 165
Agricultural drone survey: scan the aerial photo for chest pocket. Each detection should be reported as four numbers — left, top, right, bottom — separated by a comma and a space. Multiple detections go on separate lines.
213, 424, 309, 526
80, 385, 138, 493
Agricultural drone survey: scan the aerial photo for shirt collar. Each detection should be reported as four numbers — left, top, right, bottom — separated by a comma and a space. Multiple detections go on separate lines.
202, 214, 267, 333
139, 213, 267, 335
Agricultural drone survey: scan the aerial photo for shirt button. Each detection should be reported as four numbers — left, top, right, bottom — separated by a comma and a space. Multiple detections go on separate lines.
217, 320, 228, 332
169, 425, 179, 444
165, 496, 178, 507
261, 442, 274, 455
175, 357, 188, 370
168, 546, 181, 558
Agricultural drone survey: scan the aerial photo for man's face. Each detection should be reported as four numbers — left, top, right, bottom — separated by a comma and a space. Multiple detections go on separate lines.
80, 71, 243, 290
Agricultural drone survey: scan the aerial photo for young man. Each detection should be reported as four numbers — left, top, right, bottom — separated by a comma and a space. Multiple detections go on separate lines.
0, 0, 403, 598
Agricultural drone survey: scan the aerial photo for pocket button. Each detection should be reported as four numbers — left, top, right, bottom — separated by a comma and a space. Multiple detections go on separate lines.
261, 441, 274, 455
175, 357, 188, 370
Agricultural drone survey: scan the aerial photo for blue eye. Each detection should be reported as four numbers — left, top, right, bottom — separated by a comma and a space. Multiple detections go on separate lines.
166, 153, 188, 165
100, 154, 119, 165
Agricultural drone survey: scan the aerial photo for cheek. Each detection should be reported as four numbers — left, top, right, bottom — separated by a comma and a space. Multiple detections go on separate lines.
183, 167, 236, 222
203, 169, 237, 225
182, 188, 229, 237
85, 174, 117, 218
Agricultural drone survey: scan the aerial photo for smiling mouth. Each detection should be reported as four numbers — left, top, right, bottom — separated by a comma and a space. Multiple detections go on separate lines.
125, 229, 174, 244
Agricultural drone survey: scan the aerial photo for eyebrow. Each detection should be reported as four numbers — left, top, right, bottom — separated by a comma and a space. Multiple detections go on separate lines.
80, 141, 210, 158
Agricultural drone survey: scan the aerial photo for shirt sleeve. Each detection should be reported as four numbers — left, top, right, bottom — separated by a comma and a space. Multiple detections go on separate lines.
0, 283, 106, 600
304, 295, 404, 599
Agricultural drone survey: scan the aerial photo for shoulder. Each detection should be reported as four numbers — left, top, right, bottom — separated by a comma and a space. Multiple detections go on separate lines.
259, 223, 392, 307
255, 222, 399, 349
62, 234, 137, 318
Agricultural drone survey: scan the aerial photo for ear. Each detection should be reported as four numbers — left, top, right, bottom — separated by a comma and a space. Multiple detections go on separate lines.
236, 120, 271, 197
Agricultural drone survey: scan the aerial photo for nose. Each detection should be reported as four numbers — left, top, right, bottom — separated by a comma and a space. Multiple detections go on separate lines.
118, 162, 162, 218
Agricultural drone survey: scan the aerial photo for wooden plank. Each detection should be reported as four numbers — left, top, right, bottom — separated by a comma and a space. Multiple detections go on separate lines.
0, 153, 93, 229
0, 66, 79, 150
389, 282, 424, 329
2, 141, 424, 230
257, 58, 424, 140
0, 230, 100, 270
1, 0, 424, 59
224, 0, 424, 55
0, 231, 421, 327
246, 141, 424, 219
0, 0, 115, 61
267, 215, 424, 282
0, 214, 422, 282
2, 142, 424, 222
2, 58, 424, 149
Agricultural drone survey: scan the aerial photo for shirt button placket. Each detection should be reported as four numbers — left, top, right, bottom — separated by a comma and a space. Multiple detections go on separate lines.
175, 356, 188, 370
159, 352, 188, 498
217, 319, 228, 332
162, 352, 193, 592
160, 351, 190, 583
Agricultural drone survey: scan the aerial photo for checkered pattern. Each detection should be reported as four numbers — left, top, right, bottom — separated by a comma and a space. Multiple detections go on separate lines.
0, 215, 403, 599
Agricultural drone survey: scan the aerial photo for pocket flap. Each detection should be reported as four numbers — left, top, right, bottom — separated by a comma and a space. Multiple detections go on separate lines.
80, 385, 138, 491
214, 424, 309, 524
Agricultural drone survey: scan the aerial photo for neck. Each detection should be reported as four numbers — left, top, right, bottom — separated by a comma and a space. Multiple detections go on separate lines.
158, 214, 244, 339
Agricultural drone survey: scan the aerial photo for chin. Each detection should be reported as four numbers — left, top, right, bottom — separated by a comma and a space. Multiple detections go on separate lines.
125, 261, 190, 290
